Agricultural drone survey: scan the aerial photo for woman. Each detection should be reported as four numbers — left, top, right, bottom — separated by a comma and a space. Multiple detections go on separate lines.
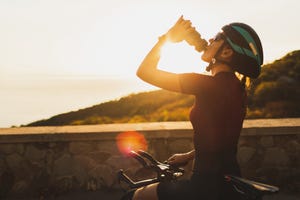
131, 16, 263, 200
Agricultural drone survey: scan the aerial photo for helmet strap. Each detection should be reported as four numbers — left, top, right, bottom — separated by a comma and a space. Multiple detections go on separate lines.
205, 42, 231, 72
205, 58, 215, 72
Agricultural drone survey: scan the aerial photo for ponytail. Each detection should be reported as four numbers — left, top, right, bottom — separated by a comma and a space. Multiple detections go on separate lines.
235, 72, 249, 90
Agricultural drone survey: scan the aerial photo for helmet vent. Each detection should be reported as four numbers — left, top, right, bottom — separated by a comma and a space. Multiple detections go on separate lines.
249, 42, 258, 56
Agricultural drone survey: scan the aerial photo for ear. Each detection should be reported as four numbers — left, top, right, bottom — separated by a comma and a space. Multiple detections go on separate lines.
220, 46, 233, 59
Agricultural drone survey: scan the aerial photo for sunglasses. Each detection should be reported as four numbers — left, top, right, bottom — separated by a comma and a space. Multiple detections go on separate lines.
213, 32, 225, 42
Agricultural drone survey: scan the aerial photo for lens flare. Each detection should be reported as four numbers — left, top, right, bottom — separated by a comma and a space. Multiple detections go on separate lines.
116, 131, 148, 155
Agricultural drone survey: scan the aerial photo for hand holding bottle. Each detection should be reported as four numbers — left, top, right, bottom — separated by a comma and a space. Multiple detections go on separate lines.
165, 15, 194, 43
165, 15, 208, 52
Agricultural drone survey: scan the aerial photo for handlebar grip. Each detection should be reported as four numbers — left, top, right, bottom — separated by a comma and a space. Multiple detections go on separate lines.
129, 151, 148, 167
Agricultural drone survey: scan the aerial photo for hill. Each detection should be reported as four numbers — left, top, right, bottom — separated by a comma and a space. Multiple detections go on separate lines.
26, 90, 194, 126
26, 50, 300, 126
247, 50, 300, 118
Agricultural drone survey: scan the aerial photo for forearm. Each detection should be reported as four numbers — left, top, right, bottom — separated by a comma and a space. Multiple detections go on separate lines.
186, 149, 195, 160
136, 35, 181, 92
136, 35, 167, 80
136, 16, 196, 89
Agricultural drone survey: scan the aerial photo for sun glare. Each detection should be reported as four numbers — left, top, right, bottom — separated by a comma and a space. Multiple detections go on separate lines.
116, 131, 148, 156
159, 41, 206, 73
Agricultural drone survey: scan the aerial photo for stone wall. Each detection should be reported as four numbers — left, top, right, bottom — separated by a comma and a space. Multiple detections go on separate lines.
0, 119, 299, 198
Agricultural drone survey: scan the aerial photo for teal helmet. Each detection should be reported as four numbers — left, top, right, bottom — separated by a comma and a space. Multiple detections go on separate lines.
221, 23, 263, 78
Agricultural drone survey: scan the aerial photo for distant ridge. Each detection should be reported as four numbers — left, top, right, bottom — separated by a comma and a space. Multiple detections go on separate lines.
26, 90, 194, 126
26, 50, 300, 127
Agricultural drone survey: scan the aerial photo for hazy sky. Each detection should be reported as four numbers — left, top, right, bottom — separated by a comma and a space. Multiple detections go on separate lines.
0, 0, 299, 127
1, 0, 299, 80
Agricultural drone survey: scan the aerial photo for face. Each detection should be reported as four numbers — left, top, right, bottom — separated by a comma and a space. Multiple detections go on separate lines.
201, 33, 225, 63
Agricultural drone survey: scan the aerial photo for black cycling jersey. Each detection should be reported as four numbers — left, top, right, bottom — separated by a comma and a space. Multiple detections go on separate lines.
157, 72, 246, 200
179, 72, 245, 175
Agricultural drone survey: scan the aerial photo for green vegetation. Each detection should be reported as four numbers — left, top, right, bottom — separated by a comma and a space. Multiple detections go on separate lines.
247, 50, 300, 118
26, 50, 300, 126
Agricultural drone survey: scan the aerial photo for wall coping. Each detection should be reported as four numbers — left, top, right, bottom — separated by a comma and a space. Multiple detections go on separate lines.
0, 118, 299, 143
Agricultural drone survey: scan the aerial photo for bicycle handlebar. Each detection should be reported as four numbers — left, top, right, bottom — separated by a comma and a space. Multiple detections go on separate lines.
118, 169, 160, 189
128, 151, 148, 168
118, 150, 185, 189
118, 150, 279, 198
136, 150, 159, 165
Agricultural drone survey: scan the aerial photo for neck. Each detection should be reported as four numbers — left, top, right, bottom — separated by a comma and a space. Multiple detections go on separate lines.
211, 62, 233, 76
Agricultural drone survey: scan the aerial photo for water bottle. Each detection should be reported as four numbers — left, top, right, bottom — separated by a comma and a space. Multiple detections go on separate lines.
185, 28, 208, 52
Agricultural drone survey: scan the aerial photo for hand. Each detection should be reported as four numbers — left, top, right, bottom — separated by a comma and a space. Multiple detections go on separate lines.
167, 153, 190, 166
165, 15, 195, 43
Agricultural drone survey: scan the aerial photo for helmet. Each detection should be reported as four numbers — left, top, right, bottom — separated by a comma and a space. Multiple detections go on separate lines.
221, 23, 263, 78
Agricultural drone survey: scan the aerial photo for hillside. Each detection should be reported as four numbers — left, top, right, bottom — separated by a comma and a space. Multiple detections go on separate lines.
26, 50, 300, 126
26, 90, 194, 126
247, 50, 300, 118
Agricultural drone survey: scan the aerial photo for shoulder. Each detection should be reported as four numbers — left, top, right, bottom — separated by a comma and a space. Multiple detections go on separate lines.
179, 73, 214, 82
178, 73, 216, 95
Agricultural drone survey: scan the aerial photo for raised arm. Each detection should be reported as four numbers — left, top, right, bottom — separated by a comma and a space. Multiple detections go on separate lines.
136, 16, 194, 92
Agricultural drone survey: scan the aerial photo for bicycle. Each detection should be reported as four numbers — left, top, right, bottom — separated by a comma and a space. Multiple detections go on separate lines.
117, 150, 279, 200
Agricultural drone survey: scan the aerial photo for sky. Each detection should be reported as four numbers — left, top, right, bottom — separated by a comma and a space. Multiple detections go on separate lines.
1, 0, 300, 127
1, 0, 299, 78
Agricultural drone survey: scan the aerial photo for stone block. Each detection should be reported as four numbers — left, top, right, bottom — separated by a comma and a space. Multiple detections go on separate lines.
97, 141, 119, 155
286, 140, 300, 153
0, 170, 14, 198
69, 142, 94, 155
0, 158, 6, 172
0, 144, 17, 155
260, 136, 274, 148
237, 147, 256, 164
73, 155, 97, 171
263, 148, 290, 166
168, 139, 193, 154
88, 164, 115, 188
237, 137, 247, 147
147, 139, 169, 161
70, 160, 88, 187
24, 145, 46, 163
53, 175, 77, 194
87, 151, 111, 163
53, 153, 73, 177
11, 180, 28, 194
6, 153, 24, 173
6, 153, 32, 181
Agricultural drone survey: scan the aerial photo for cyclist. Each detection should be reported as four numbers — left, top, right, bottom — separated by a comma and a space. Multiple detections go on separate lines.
132, 16, 263, 200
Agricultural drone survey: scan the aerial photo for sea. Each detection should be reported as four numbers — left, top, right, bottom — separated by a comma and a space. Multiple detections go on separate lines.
0, 76, 155, 128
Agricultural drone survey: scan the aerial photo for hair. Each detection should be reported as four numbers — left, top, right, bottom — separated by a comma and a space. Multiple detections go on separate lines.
235, 72, 250, 90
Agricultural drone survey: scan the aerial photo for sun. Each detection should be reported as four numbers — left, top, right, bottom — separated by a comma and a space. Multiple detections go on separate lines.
159, 41, 207, 73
